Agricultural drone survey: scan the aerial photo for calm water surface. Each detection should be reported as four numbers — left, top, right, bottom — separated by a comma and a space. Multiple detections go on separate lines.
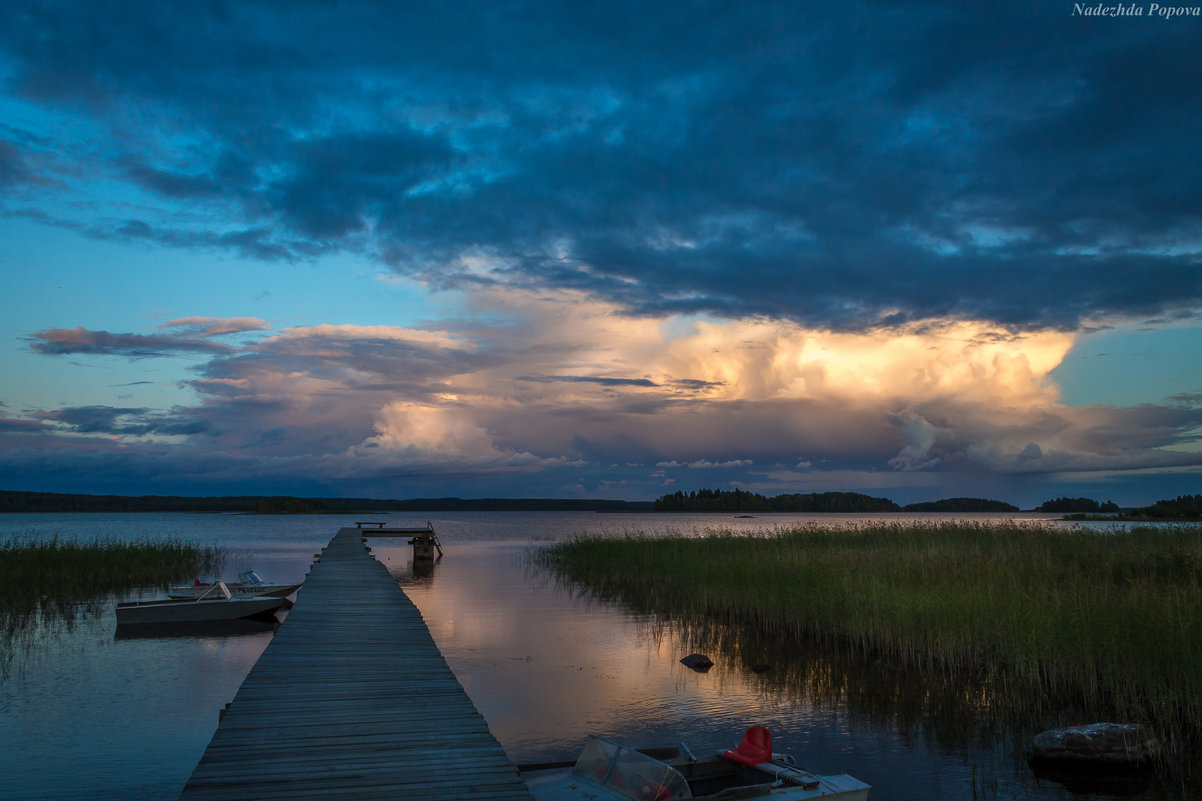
0, 512, 1179, 800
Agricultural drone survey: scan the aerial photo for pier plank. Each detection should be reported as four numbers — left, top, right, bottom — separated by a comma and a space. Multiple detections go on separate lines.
177, 527, 533, 800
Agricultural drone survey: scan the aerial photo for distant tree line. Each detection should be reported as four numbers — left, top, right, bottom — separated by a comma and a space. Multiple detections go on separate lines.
653, 489, 900, 512
255, 497, 333, 514
0, 490, 271, 514
380, 497, 653, 512
1036, 494, 1202, 520
901, 498, 1019, 512
1123, 494, 1202, 520
7, 487, 1199, 519
0, 490, 652, 514
1037, 496, 1120, 513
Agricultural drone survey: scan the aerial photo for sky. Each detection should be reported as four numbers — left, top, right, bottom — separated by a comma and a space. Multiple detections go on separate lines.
1, 0, 1201, 507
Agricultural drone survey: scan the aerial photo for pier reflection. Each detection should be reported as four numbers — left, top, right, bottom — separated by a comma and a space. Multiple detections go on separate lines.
114, 616, 280, 640
412, 553, 441, 579
391, 553, 442, 585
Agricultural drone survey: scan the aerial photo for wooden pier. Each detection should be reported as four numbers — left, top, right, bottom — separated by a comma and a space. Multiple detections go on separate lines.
177, 526, 533, 800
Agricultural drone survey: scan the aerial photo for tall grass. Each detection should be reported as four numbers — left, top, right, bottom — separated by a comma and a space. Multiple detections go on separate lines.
540, 522, 1202, 761
0, 535, 224, 642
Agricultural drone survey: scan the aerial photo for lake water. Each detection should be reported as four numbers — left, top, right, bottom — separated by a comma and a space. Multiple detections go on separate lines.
0, 511, 1186, 800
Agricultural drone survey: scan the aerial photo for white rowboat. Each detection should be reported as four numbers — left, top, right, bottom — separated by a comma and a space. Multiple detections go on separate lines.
116, 581, 285, 625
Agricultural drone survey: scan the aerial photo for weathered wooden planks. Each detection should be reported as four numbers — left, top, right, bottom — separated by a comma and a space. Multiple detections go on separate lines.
177, 527, 533, 800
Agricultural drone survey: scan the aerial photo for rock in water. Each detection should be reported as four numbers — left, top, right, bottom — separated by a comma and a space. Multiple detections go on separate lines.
680, 653, 714, 671
1027, 723, 1159, 766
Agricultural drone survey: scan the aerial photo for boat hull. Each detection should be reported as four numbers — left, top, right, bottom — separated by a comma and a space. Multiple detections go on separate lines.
525, 766, 869, 801
523, 736, 870, 801
115, 596, 284, 625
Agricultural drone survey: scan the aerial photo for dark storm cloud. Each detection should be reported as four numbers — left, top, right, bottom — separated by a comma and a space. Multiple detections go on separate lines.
36, 405, 212, 436
0, 140, 37, 187
110, 221, 309, 263
117, 149, 254, 200
3, 1, 1201, 328
0, 414, 53, 434
0, 130, 66, 192
1168, 392, 1202, 407
518, 375, 661, 388
671, 379, 724, 391
269, 130, 458, 240
224, 327, 488, 384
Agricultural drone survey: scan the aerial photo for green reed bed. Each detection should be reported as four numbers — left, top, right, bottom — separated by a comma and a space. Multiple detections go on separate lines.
0, 535, 224, 639
541, 522, 1202, 756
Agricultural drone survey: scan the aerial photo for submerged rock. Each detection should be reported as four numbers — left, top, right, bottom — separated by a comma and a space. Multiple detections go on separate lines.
1026, 723, 1160, 767
680, 653, 714, 671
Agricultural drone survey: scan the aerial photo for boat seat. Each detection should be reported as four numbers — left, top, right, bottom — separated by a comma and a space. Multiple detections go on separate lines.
722, 726, 772, 766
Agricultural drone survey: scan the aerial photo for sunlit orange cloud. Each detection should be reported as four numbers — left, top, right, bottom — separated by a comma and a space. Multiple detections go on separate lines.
449, 287, 1073, 403
356, 401, 574, 471
353, 288, 1081, 472
258, 324, 470, 351
652, 317, 1072, 406
161, 317, 270, 336
161, 290, 1197, 485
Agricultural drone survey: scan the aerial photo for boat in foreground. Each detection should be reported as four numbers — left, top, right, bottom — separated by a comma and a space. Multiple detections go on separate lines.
116, 581, 286, 625
524, 727, 869, 801
167, 570, 301, 599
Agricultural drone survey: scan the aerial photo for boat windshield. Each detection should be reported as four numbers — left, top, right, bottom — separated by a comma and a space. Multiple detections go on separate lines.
238, 571, 264, 585
571, 736, 692, 800
195, 581, 232, 601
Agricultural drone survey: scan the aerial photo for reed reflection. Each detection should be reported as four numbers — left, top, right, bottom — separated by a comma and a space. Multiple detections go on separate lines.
653, 614, 1006, 743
